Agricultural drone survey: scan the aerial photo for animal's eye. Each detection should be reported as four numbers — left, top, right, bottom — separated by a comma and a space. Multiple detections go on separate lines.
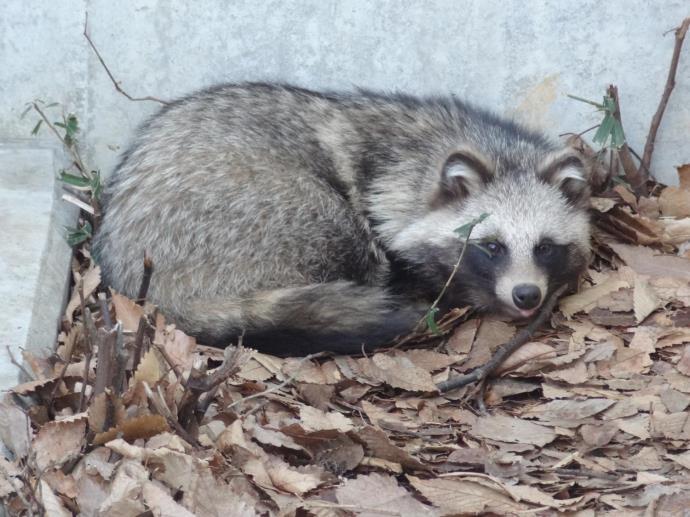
485, 241, 502, 256
536, 242, 554, 256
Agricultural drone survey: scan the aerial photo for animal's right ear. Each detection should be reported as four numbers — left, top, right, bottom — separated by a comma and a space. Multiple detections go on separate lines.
538, 149, 592, 209
436, 150, 492, 203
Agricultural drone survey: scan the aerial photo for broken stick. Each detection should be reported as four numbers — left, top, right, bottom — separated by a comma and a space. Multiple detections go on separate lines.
640, 17, 690, 181
436, 284, 567, 393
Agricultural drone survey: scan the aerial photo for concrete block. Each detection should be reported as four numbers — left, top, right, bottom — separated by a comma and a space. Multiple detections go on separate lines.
1, 1, 688, 186
0, 144, 75, 389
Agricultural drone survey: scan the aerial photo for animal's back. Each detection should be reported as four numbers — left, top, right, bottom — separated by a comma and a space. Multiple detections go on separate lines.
94, 83, 592, 355
96, 84, 375, 303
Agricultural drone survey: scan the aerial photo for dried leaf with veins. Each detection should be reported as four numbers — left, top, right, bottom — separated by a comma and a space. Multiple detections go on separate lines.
336, 473, 438, 516
407, 475, 530, 515
33, 417, 87, 470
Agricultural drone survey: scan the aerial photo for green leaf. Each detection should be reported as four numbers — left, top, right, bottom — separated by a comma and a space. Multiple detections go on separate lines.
20, 104, 33, 119
602, 95, 616, 114
44, 102, 59, 108
592, 113, 614, 146
425, 307, 441, 335
54, 122, 66, 129
59, 171, 91, 188
610, 118, 626, 148
567, 94, 604, 109
64, 114, 79, 136
30, 119, 43, 136
90, 170, 102, 200
454, 212, 490, 239
65, 221, 92, 247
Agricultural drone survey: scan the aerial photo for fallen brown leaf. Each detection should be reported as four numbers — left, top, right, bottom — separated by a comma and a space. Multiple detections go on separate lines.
33, 417, 86, 471
471, 415, 556, 446
336, 473, 438, 516
408, 475, 530, 515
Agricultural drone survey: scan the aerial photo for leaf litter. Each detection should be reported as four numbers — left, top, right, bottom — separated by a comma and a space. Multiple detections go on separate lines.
2, 170, 690, 515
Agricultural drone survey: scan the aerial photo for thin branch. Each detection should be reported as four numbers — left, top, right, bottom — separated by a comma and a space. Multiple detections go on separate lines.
552, 468, 620, 482
228, 351, 326, 412
47, 340, 77, 414
83, 13, 168, 105
92, 323, 120, 396
420, 242, 469, 330
153, 342, 186, 382
6, 346, 34, 381
415, 216, 487, 333
136, 253, 154, 304
640, 17, 690, 179
132, 315, 149, 373
61, 193, 95, 214
31, 102, 88, 175
98, 292, 112, 329
437, 284, 567, 393
79, 305, 97, 411
558, 124, 600, 139
143, 381, 199, 446
177, 343, 255, 428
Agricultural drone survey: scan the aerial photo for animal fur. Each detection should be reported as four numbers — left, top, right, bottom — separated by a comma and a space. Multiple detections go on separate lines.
93, 83, 593, 356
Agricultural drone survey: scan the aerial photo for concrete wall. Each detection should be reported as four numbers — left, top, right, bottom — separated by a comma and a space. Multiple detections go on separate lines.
2, 1, 689, 184
0, 1, 688, 387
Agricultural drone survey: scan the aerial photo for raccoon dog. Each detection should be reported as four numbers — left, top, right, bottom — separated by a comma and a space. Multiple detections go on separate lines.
94, 83, 592, 356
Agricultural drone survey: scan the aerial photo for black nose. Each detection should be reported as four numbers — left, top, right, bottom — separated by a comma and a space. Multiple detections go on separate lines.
512, 284, 542, 310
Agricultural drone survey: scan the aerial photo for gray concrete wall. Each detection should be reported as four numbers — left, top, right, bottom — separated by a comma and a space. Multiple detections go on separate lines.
2, 1, 689, 184
0, 1, 688, 387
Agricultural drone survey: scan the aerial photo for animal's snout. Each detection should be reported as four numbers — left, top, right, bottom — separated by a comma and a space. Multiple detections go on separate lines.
512, 283, 542, 310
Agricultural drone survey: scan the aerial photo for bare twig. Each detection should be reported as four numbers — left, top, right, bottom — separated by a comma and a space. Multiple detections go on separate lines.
436, 284, 567, 393
31, 102, 88, 175
78, 349, 91, 411
132, 315, 149, 373
47, 345, 76, 414
61, 192, 95, 214
92, 323, 120, 396
418, 242, 470, 332
640, 17, 690, 180
143, 381, 199, 446
558, 123, 600, 139
98, 292, 112, 329
302, 501, 400, 515
228, 351, 326, 412
552, 467, 620, 482
83, 13, 168, 105
6, 346, 34, 381
136, 253, 154, 304
415, 215, 488, 333
177, 344, 255, 428
112, 325, 128, 396
79, 305, 97, 411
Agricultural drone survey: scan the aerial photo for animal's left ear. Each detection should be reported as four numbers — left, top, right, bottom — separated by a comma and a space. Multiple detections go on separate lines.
538, 149, 592, 208
435, 148, 492, 205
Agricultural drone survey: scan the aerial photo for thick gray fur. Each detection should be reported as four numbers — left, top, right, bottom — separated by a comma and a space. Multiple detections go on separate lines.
93, 83, 592, 355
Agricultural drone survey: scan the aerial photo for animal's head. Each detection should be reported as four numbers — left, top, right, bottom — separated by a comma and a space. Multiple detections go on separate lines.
389, 144, 593, 319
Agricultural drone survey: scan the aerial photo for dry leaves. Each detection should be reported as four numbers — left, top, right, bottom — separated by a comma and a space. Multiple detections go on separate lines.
4, 170, 690, 515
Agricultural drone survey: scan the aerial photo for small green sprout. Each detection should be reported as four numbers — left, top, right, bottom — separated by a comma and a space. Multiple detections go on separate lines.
567, 93, 626, 149
423, 212, 490, 334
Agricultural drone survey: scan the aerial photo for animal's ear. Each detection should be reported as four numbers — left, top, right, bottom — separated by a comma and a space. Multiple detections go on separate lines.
437, 149, 492, 203
538, 149, 591, 208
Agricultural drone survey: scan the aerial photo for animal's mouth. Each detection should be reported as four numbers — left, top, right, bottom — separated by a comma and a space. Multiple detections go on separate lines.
517, 307, 539, 318
496, 303, 541, 321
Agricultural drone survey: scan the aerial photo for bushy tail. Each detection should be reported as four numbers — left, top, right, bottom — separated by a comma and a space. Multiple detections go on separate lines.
173, 281, 424, 356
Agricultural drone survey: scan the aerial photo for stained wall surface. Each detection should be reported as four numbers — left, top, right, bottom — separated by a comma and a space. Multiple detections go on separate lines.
1, 1, 688, 387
